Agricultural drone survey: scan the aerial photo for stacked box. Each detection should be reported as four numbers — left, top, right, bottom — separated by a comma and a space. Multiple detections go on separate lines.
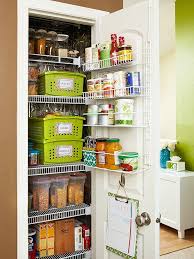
34, 223, 47, 257
47, 222, 55, 256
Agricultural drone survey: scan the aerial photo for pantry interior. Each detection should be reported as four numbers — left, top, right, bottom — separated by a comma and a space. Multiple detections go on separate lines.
19, 1, 156, 259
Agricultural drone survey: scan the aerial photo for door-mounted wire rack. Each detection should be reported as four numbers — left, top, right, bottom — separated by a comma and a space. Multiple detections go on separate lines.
35, 249, 91, 259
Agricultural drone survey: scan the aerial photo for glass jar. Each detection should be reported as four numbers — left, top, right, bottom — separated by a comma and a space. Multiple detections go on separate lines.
45, 31, 57, 56
96, 138, 108, 168
57, 34, 69, 57
118, 45, 133, 63
29, 28, 35, 54
35, 29, 47, 55
28, 81, 38, 96
105, 138, 122, 170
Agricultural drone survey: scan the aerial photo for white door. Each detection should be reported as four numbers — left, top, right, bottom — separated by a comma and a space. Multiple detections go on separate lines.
91, 1, 160, 259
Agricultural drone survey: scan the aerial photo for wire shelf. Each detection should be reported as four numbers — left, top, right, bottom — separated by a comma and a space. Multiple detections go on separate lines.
82, 55, 142, 72
83, 124, 147, 128
28, 204, 91, 225
28, 95, 85, 104
83, 87, 148, 101
29, 54, 80, 67
28, 163, 85, 177
85, 165, 149, 175
36, 249, 91, 259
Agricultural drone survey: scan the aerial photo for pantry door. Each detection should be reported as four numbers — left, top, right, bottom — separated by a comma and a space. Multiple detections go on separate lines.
92, 1, 160, 259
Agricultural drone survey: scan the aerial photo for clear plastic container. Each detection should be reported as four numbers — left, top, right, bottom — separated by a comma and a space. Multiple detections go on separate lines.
50, 175, 69, 208
32, 176, 51, 211
68, 173, 86, 205
28, 192, 33, 211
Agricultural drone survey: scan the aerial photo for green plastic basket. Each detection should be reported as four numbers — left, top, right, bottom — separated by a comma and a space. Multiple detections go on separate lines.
29, 116, 84, 141
34, 139, 83, 164
39, 71, 86, 96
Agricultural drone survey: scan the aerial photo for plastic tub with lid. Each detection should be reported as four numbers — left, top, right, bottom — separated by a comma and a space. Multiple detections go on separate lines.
50, 175, 69, 208
68, 173, 86, 205
32, 176, 51, 211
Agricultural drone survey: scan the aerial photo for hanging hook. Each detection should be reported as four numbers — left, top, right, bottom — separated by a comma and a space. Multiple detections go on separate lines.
119, 173, 125, 188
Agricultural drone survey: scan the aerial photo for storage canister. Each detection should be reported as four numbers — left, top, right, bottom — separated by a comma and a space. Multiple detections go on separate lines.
50, 175, 69, 208
113, 71, 126, 97
118, 45, 133, 63
115, 99, 134, 125
118, 152, 138, 171
100, 42, 111, 68
35, 29, 47, 55
105, 138, 122, 170
68, 173, 86, 205
98, 104, 109, 125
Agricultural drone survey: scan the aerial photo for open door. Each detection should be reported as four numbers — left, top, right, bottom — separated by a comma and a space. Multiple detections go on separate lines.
92, 1, 160, 258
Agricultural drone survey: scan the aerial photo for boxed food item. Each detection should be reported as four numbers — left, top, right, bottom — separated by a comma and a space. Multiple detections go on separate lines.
34, 223, 47, 256
47, 222, 55, 256
55, 219, 75, 254
68, 173, 86, 205
75, 222, 83, 251
81, 224, 91, 250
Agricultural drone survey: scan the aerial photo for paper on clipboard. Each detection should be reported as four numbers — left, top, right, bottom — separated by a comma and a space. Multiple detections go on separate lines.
106, 193, 138, 258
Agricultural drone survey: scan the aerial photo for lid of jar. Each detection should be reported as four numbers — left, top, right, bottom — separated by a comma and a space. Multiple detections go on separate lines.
70, 172, 86, 179
29, 28, 35, 36
47, 31, 58, 39
57, 34, 69, 42
52, 175, 69, 183
29, 149, 40, 154
107, 138, 120, 143
118, 44, 132, 49
96, 138, 108, 142
33, 176, 51, 184
118, 152, 138, 159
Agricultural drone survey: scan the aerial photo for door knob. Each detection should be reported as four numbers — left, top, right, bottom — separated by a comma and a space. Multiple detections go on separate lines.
135, 212, 151, 227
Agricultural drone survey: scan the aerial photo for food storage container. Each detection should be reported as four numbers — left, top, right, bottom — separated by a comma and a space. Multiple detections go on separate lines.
100, 42, 111, 68
28, 149, 40, 166
28, 81, 38, 96
96, 138, 108, 168
87, 105, 98, 114
113, 71, 126, 97
103, 79, 114, 98
87, 114, 98, 125
50, 175, 69, 208
115, 99, 134, 125
68, 173, 86, 205
83, 148, 96, 167
32, 176, 51, 211
87, 79, 95, 92
118, 152, 139, 171
45, 31, 57, 56
28, 228, 36, 259
118, 45, 133, 63
35, 29, 47, 55
105, 138, 122, 170
29, 28, 35, 54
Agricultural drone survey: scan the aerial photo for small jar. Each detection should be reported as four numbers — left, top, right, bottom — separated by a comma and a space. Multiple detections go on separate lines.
105, 138, 122, 170
28, 81, 38, 96
57, 34, 69, 57
45, 31, 57, 56
29, 28, 35, 54
96, 138, 108, 168
28, 149, 40, 166
118, 45, 133, 63
35, 29, 47, 55
103, 79, 114, 98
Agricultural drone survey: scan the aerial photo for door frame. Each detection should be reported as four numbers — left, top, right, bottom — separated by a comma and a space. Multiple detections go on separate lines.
17, 1, 107, 258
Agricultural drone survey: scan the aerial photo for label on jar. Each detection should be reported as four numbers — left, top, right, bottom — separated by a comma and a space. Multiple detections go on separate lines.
98, 151, 106, 164
56, 123, 72, 134
57, 79, 74, 90
114, 151, 120, 165
56, 145, 73, 157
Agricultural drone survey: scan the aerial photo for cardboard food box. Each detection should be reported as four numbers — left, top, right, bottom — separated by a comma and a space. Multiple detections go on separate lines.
75, 224, 83, 251
81, 224, 91, 250
47, 222, 55, 256
34, 223, 47, 252
55, 219, 75, 254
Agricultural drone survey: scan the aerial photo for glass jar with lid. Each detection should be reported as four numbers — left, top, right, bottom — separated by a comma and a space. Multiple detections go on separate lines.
105, 138, 122, 170
57, 34, 69, 58
29, 28, 35, 54
35, 29, 47, 55
45, 31, 57, 56
96, 138, 108, 168
118, 45, 133, 63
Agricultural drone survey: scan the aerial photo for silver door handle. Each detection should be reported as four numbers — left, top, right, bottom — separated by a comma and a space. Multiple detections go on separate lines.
135, 212, 151, 227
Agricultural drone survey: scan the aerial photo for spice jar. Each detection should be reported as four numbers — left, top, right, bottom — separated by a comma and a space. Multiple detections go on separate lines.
105, 138, 122, 170
118, 45, 133, 63
32, 176, 51, 211
35, 29, 47, 55
68, 173, 86, 205
28, 149, 40, 166
50, 175, 69, 208
57, 34, 69, 57
96, 138, 108, 168
29, 28, 35, 54
45, 31, 57, 56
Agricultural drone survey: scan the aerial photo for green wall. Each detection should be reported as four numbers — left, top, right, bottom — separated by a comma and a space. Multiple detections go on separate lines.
176, 0, 194, 170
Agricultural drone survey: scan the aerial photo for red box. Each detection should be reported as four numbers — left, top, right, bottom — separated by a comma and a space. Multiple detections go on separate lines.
81, 224, 91, 249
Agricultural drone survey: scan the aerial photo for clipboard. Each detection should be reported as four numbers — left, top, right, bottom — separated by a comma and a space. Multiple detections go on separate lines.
106, 192, 139, 259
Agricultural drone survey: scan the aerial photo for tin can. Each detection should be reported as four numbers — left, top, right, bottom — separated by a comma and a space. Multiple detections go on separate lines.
126, 72, 141, 86
103, 79, 114, 98
85, 47, 93, 63
100, 42, 111, 68
28, 228, 36, 259
88, 105, 98, 114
